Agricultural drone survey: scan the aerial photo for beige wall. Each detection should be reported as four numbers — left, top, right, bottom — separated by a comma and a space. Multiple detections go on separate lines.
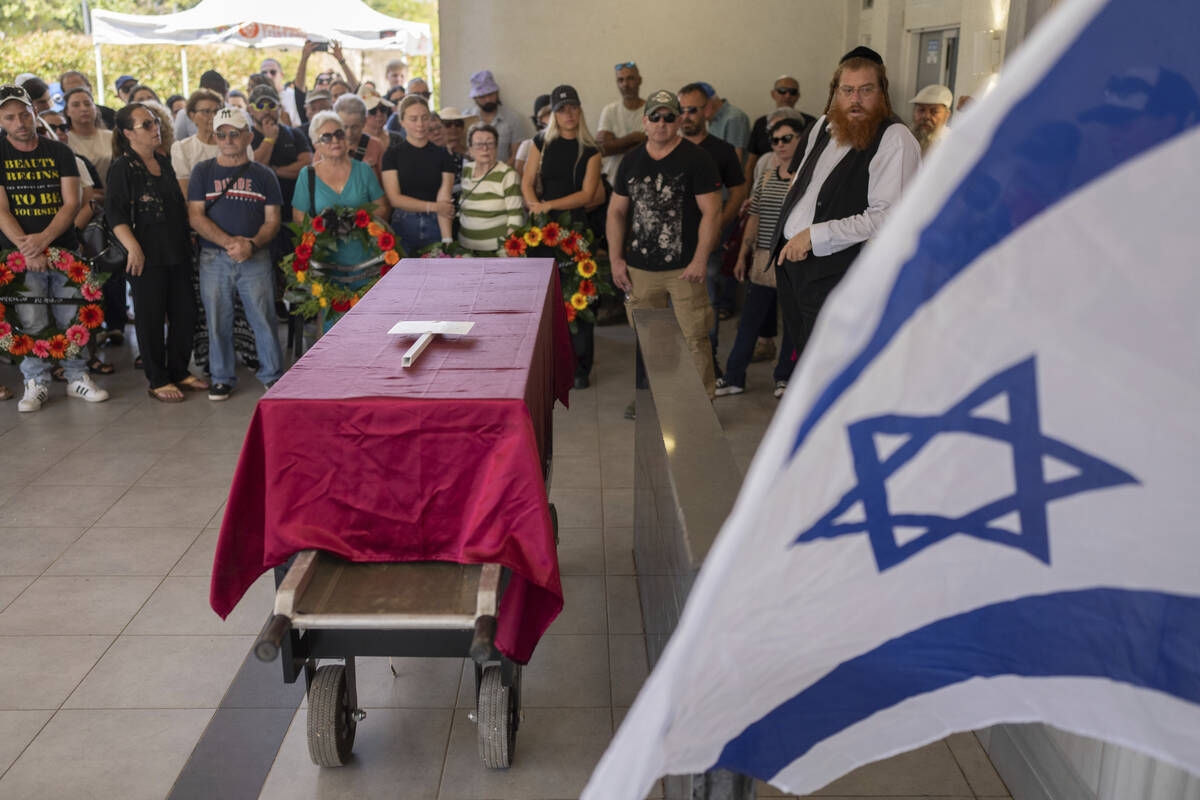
438, 0, 850, 143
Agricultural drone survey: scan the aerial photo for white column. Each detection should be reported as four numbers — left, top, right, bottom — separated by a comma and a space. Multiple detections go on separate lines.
180, 47, 189, 97
94, 44, 105, 105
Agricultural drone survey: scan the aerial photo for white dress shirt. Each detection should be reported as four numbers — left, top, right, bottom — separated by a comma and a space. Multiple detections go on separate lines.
781, 115, 921, 257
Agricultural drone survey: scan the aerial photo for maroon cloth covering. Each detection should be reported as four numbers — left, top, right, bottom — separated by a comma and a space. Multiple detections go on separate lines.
210, 258, 573, 663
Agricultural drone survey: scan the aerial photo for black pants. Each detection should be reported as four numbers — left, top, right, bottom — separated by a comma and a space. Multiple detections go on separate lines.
128, 262, 197, 389
571, 319, 594, 378
776, 262, 845, 364
102, 261, 127, 333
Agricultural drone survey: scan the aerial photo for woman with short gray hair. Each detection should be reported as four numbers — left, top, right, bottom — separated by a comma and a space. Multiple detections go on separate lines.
333, 94, 385, 183
458, 123, 524, 253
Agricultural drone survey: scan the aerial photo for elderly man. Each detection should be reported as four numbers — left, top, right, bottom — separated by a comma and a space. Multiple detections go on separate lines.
910, 84, 953, 155
463, 70, 526, 164
702, 82, 751, 161
747, 75, 816, 182
597, 61, 647, 186
608, 89, 723, 403
773, 47, 921, 365
187, 108, 285, 400
0, 84, 108, 410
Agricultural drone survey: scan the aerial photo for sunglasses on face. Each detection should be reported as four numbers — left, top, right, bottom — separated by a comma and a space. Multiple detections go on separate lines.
46, 122, 69, 133
770, 133, 796, 145
443, 119, 464, 128
214, 130, 243, 140
646, 112, 677, 124
368, 105, 389, 115
412, 91, 431, 99
679, 105, 703, 115
470, 140, 497, 149
614, 61, 637, 71
774, 87, 799, 96
129, 118, 160, 132
251, 98, 278, 112
317, 129, 347, 144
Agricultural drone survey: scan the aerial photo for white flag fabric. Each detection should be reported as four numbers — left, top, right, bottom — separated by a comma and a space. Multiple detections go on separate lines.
584, 0, 1200, 796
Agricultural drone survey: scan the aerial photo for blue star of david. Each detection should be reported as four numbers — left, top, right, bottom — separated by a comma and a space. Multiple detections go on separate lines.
793, 357, 1138, 571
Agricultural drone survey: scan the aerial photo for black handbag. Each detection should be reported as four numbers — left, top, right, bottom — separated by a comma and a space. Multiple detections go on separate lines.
80, 207, 128, 272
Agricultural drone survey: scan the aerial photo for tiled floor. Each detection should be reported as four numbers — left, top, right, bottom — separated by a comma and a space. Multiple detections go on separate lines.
0, 318, 1012, 799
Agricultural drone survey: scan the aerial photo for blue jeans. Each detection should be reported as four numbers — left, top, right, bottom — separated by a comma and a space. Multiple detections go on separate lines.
16, 270, 86, 384
198, 248, 283, 387
722, 281, 796, 388
707, 222, 739, 356
391, 209, 440, 256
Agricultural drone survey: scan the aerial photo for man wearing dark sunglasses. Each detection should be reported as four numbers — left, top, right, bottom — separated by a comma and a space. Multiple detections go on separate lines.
607, 89, 723, 402
747, 75, 816, 184
247, 85, 312, 231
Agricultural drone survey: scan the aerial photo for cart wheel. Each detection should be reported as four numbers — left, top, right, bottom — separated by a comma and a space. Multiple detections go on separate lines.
307, 664, 356, 767
477, 664, 520, 768
549, 503, 559, 545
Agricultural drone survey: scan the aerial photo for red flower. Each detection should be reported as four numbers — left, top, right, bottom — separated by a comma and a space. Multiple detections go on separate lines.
331, 298, 352, 313
47, 334, 69, 359
10, 334, 33, 356
0, 321, 10, 338
0, 302, 5, 319
580, 279, 596, 297
292, 257, 309, 273
504, 235, 527, 257
377, 232, 396, 251
6, 252, 25, 272
0, 265, 13, 286
541, 222, 562, 246
78, 304, 104, 329
65, 324, 89, 346
67, 262, 88, 283
564, 301, 576, 322
294, 243, 313, 260
81, 284, 102, 301
355, 210, 371, 228
311, 215, 326, 233
31, 339, 50, 358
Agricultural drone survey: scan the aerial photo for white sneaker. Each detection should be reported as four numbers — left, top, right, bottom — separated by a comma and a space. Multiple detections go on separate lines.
66, 374, 110, 403
773, 380, 788, 399
714, 377, 744, 397
18, 380, 49, 412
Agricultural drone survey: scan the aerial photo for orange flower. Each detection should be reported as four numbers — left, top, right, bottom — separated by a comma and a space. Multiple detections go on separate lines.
9, 334, 33, 356
541, 222, 562, 246
78, 304, 104, 329
580, 279, 596, 296
564, 301, 576, 322
367, 222, 384, 237
47, 334, 69, 359
383, 249, 400, 266
300, 232, 317, 247
504, 235, 527, 257
67, 262, 89, 283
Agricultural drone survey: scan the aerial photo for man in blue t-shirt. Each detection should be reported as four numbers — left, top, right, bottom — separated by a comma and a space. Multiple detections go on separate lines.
187, 108, 286, 401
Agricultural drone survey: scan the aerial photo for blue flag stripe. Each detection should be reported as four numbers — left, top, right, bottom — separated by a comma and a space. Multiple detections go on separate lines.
715, 587, 1200, 779
786, 0, 1200, 460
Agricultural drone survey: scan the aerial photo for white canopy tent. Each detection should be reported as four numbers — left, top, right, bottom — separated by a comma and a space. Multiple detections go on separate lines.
89, 0, 433, 103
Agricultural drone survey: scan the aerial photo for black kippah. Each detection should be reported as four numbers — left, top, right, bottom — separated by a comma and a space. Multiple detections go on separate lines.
841, 46, 884, 65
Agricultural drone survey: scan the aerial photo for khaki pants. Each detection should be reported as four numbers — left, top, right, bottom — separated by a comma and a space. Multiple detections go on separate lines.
626, 265, 717, 398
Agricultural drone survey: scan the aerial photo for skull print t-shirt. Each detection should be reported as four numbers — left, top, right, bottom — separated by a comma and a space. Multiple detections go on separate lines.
612, 138, 721, 272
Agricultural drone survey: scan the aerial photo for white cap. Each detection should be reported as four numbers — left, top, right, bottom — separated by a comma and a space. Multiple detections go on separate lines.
213, 106, 248, 130
436, 106, 474, 122
910, 84, 953, 108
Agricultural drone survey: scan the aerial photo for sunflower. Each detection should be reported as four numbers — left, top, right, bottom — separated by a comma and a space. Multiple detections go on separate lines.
311, 282, 323, 297
523, 227, 543, 247
577, 259, 597, 278
295, 270, 307, 283
570, 292, 588, 310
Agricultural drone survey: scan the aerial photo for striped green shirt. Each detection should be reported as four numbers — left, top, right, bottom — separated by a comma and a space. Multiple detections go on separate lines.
457, 161, 526, 253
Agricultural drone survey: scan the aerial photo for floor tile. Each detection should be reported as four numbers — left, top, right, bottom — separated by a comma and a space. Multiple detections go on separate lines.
438, 707, 611, 800
169, 529, 219, 576
135, 450, 241, 487
604, 527, 636, 575
0, 710, 52, 775
606, 575, 644, 634
125, 573, 273, 636
64, 635, 254, 709
0, 576, 33, 611
45, 527, 201, 576
173, 424, 256, 454
0, 527, 85, 576
946, 730, 1011, 796
609, 634, 649, 707
550, 455, 602, 489
353, 655, 464, 709
258, 707, 451, 800
0, 576, 161, 635
603, 488, 635, 528
521, 635, 610, 707
33, 450, 160, 486
0, 485, 122, 528
75, 427, 189, 455
0, 635, 114, 709
556, 528, 605, 576
0, 708, 213, 800
92, 485, 229, 528
810, 740, 973, 796
168, 707, 296, 800
548, 488, 603, 528
545, 575, 606, 635
601, 449, 635, 488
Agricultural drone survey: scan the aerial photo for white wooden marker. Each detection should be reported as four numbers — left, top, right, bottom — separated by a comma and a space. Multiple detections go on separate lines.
388, 320, 476, 367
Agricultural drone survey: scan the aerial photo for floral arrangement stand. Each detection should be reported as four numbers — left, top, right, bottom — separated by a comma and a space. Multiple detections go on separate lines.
0, 248, 107, 362
387, 320, 476, 367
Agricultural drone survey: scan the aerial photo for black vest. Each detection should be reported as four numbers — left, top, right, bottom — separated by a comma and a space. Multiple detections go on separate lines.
771, 117, 896, 282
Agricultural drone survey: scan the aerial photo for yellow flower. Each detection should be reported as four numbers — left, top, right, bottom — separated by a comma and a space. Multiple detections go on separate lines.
577, 259, 597, 278
570, 292, 588, 310
295, 270, 307, 283
319, 297, 328, 308
311, 282, 323, 297
523, 227, 542, 247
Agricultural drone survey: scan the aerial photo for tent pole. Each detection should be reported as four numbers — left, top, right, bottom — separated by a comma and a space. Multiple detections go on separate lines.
427, 55, 436, 105
181, 47, 189, 97
94, 44, 105, 105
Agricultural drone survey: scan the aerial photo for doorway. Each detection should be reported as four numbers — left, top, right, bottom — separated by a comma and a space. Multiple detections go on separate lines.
916, 27, 959, 97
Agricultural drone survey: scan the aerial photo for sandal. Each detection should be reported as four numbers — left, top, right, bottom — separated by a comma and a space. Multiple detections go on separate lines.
178, 375, 210, 391
148, 383, 186, 403
134, 355, 143, 370
88, 356, 116, 375
0, 385, 11, 401
51, 366, 67, 382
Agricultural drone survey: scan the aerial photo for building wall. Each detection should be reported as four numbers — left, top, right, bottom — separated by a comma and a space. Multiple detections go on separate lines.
437, 0, 849, 144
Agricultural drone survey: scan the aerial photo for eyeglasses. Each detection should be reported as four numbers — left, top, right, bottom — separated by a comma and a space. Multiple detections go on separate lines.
317, 129, 347, 144
263, 69, 279, 76
214, 130, 243, 140
368, 105, 389, 115
770, 133, 796, 145
129, 118, 160, 132
679, 105, 703, 116
47, 122, 69, 133
251, 98, 278, 111
443, 119, 464, 128
0, 84, 32, 105
614, 61, 637, 71
470, 140, 497, 149
774, 87, 799, 96
837, 84, 878, 99
412, 91, 431, 99
192, 106, 219, 116
646, 112, 677, 124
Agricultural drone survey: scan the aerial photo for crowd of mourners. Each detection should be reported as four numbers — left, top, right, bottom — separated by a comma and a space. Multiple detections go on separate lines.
0, 43, 960, 411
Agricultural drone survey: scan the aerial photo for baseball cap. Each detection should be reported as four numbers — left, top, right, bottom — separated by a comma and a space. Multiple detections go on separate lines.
644, 89, 680, 116
248, 85, 280, 105
362, 93, 394, 112
306, 88, 332, 104
550, 84, 580, 111
0, 84, 33, 110
910, 84, 953, 108
213, 107, 248, 130
115, 74, 137, 92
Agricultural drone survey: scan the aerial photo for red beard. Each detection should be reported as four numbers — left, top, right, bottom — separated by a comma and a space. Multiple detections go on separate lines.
828, 101, 888, 151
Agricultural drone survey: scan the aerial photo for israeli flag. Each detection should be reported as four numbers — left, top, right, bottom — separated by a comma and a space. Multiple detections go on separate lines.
583, 0, 1200, 796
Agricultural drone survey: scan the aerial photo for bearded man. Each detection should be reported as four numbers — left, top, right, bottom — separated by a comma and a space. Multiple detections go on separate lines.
771, 47, 921, 362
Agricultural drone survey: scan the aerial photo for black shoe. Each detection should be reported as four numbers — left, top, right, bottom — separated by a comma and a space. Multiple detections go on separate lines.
624, 401, 636, 420
573, 373, 590, 389
208, 383, 233, 401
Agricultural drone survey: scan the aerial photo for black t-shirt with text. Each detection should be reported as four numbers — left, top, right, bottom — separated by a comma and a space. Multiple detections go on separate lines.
0, 136, 79, 250
613, 139, 721, 272
533, 132, 599, 202
251, 123, 310, 212
382, 139, 456, 202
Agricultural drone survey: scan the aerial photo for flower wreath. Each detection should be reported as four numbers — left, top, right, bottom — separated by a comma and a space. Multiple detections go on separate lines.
279, 205, 403, 319
0, 247, 106, 361
501, 213, 613, 331
416, 240, 472, 258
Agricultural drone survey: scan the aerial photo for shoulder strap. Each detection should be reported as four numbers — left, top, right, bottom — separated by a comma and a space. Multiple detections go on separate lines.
307, 165, 316, 215
204, 160, 254, 213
